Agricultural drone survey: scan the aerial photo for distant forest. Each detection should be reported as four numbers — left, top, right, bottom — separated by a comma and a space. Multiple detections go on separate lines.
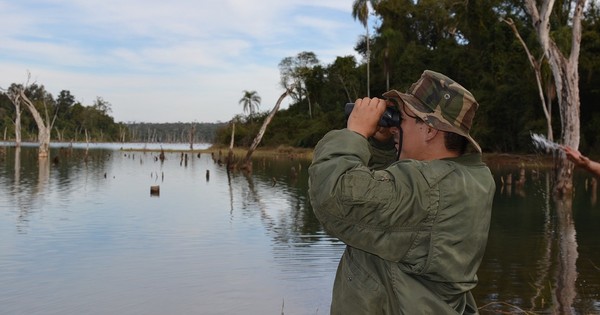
126, 122, 225, 144
0, 86, 224, 144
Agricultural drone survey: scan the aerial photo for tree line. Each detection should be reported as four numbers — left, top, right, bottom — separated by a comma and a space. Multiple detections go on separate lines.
0, 84, 120, 143
214, 0, 600, 155
126, 122, 223, 144
0, 84, 223, 144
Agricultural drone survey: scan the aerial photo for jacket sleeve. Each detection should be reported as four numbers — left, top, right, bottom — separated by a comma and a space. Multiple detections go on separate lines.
308, 129, 431, 262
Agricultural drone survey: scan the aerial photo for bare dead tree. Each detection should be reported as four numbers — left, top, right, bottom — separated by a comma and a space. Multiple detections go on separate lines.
189, 122, 195, 150
119, 125, 127, 143
520, 3, 584, 312
226, 121, 236, 169
240, 90, 290, 171
5, 75, 57, 158
523, 0, 586, 194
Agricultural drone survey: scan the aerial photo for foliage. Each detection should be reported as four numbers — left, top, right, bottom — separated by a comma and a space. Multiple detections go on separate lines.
238, 90, 261, 116
279, 51, 320, 118
214, 0, 600, 153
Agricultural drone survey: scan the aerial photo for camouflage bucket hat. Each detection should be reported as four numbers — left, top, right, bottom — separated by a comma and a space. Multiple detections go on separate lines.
382, 70, 481, 152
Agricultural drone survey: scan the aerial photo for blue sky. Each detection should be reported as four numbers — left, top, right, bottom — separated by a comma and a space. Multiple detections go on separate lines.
0, 0, 368, 123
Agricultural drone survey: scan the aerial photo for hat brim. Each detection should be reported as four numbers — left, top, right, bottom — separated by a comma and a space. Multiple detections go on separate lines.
383, 90, 482, 153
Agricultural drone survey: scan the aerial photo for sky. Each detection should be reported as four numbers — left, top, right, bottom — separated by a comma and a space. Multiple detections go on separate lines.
0, 0, 368, 124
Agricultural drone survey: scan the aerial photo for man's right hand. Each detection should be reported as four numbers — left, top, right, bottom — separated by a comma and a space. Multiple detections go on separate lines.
347, 97, 387, 138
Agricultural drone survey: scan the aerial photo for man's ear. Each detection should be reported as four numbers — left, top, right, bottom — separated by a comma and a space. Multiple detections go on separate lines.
424, 126, 438, 141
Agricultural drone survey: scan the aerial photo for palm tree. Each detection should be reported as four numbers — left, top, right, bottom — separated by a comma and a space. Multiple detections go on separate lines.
352, 0, 380, 97
238, 90, 261, 116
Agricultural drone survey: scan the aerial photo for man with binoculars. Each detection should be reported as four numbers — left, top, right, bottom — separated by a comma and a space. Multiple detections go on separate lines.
308, 70, 495, 314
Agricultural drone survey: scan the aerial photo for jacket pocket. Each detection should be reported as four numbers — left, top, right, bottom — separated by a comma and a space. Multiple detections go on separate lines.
332, 249, 383, 314
342, 249, 380, 291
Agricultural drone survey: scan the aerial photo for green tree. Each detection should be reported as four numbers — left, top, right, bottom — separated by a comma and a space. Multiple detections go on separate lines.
278, 51, 320, 118
328, 56, 360, 103
93, 96, 112, 115
53, 90, 77, 141
238, 90, 261, 116
579, 1, 600, 153
56, 90, 75, 116
352, 0, 381, 97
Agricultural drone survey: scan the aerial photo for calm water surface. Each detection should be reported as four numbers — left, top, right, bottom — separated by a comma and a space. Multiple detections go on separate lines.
0, 145, 599, 314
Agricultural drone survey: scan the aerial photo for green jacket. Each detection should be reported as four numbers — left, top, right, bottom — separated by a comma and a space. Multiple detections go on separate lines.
308, 129, 495, 314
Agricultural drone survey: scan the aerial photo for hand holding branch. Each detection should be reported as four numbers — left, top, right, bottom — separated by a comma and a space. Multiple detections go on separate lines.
562, 146, 600, 177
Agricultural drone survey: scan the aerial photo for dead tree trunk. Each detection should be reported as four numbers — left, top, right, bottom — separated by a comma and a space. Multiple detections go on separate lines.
524, 0, 585, 195
119, 125, 127, 143
305, 83, 312, 119
241, 90, 290, 171
189, 123, 195, 150
13, 88, 54, 158
14, 104, 22, 147
3, 87, 23, 146
227, 121, 235, 169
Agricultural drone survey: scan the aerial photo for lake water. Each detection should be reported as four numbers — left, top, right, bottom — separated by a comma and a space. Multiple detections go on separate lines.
1, 145, 599, 314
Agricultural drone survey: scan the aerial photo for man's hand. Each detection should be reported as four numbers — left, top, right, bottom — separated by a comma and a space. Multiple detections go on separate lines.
563, 145, 590, 168
347, 97, 387, 138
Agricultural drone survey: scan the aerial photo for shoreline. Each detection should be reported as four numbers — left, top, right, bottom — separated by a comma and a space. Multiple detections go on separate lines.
0, 141, 561, 166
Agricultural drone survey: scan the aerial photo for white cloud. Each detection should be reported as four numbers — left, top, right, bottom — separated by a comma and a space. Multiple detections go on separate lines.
0, 0, 364, 123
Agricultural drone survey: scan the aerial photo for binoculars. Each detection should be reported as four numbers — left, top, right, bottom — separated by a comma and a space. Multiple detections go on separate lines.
344, 103, 401, 128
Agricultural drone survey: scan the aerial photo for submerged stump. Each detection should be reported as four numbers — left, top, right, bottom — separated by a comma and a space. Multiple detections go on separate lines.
150, 185, 160, 196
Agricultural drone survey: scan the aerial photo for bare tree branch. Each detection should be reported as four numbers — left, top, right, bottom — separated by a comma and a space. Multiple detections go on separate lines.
502, 17, 553, 141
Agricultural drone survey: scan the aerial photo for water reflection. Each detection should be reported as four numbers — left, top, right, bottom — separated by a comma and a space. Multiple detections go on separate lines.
478, 164, 600, 314
554, 196, 578, 314
0, 146, 599, 314
14, 146, 20, 190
